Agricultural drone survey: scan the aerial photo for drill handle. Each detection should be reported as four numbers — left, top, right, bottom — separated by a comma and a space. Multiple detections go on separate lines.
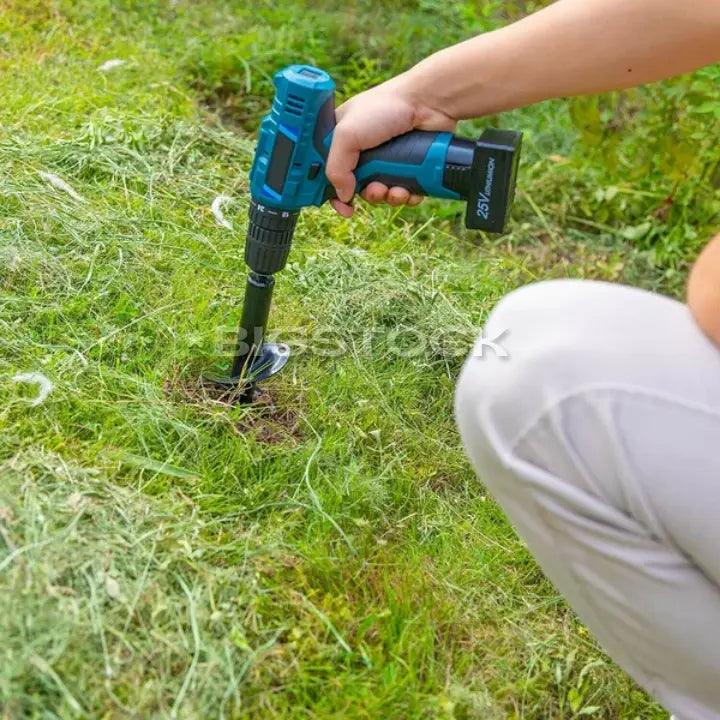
353, 130, 463, 200
346, 128, 522, 233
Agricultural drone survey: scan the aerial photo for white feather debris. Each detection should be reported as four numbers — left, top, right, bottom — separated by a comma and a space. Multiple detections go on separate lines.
38, 171, 85, 202
211, 194, 233, 230
12, 372, 54, 407
98, 58, 126, 73
105, 575, 122, 601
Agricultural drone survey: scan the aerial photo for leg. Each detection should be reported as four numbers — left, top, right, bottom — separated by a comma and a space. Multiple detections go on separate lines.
455, 279, 720, 719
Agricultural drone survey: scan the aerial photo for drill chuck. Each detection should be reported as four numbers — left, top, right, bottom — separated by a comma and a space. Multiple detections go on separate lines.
245, 200, 300, 274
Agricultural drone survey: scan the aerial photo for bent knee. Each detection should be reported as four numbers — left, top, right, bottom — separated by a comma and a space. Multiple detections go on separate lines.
455, 278, 693, 458
456, 280, 599, 449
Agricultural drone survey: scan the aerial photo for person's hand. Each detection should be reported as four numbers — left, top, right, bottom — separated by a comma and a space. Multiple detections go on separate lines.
326, 72, 457, 217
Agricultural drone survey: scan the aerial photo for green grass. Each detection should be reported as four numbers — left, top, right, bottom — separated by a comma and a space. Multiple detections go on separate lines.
1, 1, 718, 718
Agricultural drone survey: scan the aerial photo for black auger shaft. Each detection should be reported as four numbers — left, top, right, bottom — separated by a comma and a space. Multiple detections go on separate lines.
230, 271, 275, 381
206, 201, 297, 402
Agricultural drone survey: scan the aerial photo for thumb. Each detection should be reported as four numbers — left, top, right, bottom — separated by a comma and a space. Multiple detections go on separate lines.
326, 125, 359, 203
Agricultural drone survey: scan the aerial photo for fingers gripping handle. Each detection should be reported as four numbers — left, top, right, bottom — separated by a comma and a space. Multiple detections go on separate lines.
347, 128, 523, 233
353, 131, 461, 199
322, 130, 465, 202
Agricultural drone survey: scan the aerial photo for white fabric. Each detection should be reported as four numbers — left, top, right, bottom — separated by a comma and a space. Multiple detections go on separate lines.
455, 280, 720, 720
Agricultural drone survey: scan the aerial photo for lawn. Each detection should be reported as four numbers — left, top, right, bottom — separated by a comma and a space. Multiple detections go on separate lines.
1, 1, 718, 718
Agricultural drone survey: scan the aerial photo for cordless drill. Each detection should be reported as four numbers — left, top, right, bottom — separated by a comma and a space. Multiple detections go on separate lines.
209, 64, 522, 401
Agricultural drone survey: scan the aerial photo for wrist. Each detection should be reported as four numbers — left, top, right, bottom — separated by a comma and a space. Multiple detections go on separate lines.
401, 54, 454, 122
401, 31, 528, 121
388, 56, 460, 127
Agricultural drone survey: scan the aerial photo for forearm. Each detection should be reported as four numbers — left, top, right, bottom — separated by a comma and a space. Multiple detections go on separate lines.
404, 0, 720, 119
688, 235, 720, 348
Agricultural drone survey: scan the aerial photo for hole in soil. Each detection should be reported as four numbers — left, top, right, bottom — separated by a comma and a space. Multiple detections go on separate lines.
234, 389, 301, 445
165, 375, 302, 445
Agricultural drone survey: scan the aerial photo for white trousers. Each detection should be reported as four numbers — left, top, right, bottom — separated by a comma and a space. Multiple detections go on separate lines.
455, 280, 720, 720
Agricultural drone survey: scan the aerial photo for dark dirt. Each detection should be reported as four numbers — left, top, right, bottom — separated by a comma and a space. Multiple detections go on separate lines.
233, 389, 301, 445
165, 375, 302, 445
